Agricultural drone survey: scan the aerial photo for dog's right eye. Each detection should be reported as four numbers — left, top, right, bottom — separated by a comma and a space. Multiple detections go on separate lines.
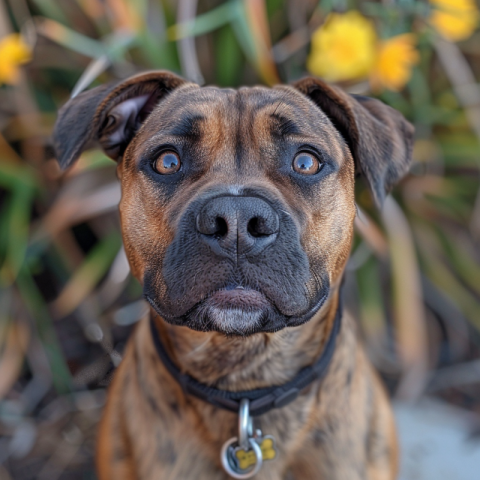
292, 152, 321, 175
153, 151, 181, 175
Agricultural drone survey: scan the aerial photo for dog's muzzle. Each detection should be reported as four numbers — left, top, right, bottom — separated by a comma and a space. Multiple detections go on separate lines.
144, 189, 328, 335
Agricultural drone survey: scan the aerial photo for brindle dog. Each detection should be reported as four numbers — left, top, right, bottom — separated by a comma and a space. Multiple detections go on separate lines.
53, 71, 413, 480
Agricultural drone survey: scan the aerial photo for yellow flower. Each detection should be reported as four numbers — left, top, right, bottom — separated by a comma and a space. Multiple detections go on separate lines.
429, 0, 479, 42
307, 11, 377, 82
307, 11, 419, 92
370, 34, 419, 92
0, 34, 32, 85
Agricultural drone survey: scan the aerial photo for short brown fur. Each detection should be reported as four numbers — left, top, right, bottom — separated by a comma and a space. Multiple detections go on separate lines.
53, 71, 413, 479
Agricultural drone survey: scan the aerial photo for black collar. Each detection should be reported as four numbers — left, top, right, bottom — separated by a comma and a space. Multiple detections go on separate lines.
149, 301, 342, 417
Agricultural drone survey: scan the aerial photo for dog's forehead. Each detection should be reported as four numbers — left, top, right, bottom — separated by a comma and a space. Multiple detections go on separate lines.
135, 84, 345, 162
146, 84, 333, 133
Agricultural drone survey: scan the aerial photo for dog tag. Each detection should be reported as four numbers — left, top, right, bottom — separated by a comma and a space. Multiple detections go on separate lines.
234, 435, 277, 469
221, 437, 262, 479
220, 400, 277, 478
221, 435, 277, 479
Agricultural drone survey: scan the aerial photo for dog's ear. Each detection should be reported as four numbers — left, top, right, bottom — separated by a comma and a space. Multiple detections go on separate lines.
292, 77, 414, 206
53, 71, 187, 170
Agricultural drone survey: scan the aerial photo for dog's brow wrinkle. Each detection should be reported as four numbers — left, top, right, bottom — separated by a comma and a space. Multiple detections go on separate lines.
270, 113, 301, 136
170, 114, 205, 137
271, 89, 293, 116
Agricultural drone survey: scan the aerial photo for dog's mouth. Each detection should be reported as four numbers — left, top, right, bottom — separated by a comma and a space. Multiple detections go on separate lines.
145, 284, 329, 336
205, 287, 272, 312
188, 287, 273, 335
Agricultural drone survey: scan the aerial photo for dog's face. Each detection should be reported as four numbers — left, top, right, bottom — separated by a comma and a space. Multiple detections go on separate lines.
54, 72, 413, 335
120, 84, 355, 335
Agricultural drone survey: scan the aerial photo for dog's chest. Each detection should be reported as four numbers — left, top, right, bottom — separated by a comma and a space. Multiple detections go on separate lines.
138, 384, 325, 479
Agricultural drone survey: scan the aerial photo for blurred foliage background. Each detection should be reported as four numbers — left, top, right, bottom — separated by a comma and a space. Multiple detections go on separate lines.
0, 0, 479, 478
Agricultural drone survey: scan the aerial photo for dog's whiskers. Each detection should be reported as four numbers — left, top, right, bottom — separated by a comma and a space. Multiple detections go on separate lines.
185, 337, 211, 357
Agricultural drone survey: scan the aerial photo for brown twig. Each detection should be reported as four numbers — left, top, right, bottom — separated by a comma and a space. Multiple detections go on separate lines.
176, 0, 204, 85
434, 36, 480, 239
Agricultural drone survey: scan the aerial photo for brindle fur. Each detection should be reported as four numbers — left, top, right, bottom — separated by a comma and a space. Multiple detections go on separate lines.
53, 71, 413, 479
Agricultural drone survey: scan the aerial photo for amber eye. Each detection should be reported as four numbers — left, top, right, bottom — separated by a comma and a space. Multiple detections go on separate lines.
292, 152, 320, 175
153, 151, 181, 175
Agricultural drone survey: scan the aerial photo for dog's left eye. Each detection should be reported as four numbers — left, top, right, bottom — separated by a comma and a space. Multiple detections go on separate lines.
153, 151, 181, 175
292, 153, 321, 175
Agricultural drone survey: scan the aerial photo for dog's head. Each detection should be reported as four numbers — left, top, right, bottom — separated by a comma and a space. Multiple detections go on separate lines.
54, 71, 413, 335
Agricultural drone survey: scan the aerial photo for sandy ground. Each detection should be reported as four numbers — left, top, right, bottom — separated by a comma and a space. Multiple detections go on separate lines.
396, 399, 480, 480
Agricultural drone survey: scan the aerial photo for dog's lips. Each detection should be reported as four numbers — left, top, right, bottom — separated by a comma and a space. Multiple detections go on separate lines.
145, 282, 330, 335
186, 287, 273, 334
207, 287, 271, 310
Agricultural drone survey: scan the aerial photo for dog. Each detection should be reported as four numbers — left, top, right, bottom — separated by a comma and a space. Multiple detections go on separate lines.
53, 71, 413, 480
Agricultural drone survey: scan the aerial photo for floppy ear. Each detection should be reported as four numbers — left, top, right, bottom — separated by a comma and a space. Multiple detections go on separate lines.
53, 71, 187, 170
292, 77, 414, 206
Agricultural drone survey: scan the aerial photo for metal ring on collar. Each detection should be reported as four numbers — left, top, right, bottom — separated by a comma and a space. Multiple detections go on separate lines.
220, 437, 263, 479
238, 399, 252, 450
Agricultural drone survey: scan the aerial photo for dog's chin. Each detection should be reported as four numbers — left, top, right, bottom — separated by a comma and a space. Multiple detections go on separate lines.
178, 288, 280, 336
189, 305, 267, 335
146, 286, 330, 336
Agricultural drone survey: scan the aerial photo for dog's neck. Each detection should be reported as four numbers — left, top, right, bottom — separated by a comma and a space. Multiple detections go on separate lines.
151, 287, 341, 391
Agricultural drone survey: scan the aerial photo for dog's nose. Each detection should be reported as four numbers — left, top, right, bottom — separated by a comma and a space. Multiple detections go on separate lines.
196, 196, 279, 257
